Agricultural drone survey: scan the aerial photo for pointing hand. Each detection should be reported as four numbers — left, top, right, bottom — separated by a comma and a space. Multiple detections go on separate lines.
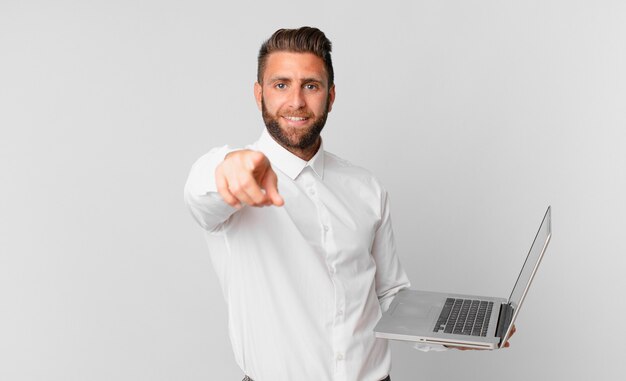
215, 149, 284, 208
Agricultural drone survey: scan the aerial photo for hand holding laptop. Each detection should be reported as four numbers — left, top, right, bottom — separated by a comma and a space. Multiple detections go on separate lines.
375, 207, 551, 350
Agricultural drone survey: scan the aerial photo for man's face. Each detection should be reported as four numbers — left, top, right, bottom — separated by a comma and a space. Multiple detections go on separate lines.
254, 52, 335, 151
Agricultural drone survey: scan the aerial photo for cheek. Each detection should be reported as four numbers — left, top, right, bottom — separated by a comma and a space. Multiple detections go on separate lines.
310, 95, 330, 114
267, 102, 283, 116
263, 93, 285, 114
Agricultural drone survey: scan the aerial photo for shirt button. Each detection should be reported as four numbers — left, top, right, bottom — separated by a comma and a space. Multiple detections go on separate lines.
338, 309, 344, 316
308, 188, 316, 196
323, 225, 329, 232
336, 353, 344, 361
329, 267, 336, 274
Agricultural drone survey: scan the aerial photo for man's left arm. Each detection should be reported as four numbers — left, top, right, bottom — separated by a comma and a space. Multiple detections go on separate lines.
371, 189, 448, 352
370, 189, 515, 352
371, 188, 410, 313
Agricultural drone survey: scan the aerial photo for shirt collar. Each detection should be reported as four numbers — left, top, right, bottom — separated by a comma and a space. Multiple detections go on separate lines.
256, 128, 325, 180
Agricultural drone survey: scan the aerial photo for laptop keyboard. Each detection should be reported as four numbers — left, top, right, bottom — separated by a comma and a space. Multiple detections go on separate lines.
433, 298, 493, 336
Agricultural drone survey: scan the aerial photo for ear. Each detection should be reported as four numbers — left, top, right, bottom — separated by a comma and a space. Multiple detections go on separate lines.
327, 84, 336, 113
254, 82, 263, 111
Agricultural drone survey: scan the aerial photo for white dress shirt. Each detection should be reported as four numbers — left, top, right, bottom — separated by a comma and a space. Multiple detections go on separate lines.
184, 129, 411, 381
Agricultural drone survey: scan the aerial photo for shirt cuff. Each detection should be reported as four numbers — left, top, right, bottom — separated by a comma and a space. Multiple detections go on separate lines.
408, 342, 448, 352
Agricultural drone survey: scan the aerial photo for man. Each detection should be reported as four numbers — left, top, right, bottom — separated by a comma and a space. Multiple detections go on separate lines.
184, 26, 507, 381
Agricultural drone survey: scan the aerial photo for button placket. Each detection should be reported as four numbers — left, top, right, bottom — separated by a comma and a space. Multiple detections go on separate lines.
302, 171, 347, 373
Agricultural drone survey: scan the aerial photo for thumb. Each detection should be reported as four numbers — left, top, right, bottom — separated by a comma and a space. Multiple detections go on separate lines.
262, 167, 284, 206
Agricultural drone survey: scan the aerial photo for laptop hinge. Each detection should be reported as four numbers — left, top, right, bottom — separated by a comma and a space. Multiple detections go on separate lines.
496, 302, 514, 345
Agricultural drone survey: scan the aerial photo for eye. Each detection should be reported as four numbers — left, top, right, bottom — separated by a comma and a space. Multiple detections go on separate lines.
275, 83, 287, 89
304, 83, 318, 90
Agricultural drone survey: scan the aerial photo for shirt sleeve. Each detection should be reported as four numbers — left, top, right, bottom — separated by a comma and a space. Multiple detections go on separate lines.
372, 188, 448, 352
372, 188, 411, 313
184, 145, 239, 233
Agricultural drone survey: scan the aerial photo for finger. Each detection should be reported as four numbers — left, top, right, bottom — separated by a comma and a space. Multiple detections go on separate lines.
215, 166, 241, 208
221, 150, 270, 207
262, 167, 284, 206
247, 151, 267, 172
503, 325, 516, 344
228, 179, 260, 206
235, 151, 272, 206
232, 173, 268, 206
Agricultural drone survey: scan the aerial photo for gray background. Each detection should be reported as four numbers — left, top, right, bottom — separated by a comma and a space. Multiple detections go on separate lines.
1, 0, 624, 380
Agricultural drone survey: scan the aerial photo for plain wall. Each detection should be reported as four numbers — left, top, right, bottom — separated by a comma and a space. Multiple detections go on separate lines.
1, 0, 625, 380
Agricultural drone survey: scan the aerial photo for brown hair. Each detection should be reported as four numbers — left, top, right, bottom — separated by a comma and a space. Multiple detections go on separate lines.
257, 26, 334, 86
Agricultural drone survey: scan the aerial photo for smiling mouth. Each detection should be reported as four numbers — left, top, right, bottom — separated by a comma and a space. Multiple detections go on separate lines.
281, 115, 312, 127
282, 116, 309, 121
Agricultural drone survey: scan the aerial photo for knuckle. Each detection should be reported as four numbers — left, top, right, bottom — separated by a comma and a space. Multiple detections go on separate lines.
239, 176, 254, 188
250, 151, 267, 166
229, 183, 242, 194
250, 150, 264, 160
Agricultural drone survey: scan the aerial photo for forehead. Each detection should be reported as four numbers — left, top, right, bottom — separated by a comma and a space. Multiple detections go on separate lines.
262, 51, 328, 82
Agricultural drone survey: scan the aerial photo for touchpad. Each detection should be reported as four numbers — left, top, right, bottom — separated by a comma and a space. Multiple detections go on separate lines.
393, 302, 432, 318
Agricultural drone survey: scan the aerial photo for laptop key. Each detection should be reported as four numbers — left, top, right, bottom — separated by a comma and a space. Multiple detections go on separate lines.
435, 298, 494, 336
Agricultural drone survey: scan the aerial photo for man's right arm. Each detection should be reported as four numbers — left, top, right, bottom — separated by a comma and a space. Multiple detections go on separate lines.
184, 146, 239, 232
184, 146, 284, 232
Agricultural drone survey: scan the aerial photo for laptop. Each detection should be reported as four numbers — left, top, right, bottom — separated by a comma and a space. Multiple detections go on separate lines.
374, 206, 552, 349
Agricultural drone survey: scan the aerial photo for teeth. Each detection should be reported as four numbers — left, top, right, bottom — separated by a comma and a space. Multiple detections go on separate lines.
284, 116, 307, 121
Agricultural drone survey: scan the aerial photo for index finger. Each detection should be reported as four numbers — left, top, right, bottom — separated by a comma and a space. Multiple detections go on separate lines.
261, 167, 284, 206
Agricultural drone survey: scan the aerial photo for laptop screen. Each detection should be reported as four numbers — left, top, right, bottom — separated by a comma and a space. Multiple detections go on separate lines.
507, 207, 552, 310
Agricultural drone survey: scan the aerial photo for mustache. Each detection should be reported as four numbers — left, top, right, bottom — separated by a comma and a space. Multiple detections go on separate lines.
279, 111, 313, 118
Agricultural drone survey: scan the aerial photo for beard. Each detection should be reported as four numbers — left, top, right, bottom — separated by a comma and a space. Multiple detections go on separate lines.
261, 96, 330, 151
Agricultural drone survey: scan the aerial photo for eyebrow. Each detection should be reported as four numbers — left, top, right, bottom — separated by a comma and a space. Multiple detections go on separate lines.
267, 76, 325, 85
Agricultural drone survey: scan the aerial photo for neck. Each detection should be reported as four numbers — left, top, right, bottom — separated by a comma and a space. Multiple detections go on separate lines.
286, 137, 321, 161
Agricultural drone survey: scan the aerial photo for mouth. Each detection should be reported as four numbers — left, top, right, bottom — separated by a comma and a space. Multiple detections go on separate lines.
281, 115, 311, 126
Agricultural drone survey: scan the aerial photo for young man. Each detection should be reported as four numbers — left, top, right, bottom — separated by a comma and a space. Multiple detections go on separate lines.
185, 27, 434, 381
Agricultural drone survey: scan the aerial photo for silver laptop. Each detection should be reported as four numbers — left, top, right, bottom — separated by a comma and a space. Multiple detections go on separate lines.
374, 206, 552, 349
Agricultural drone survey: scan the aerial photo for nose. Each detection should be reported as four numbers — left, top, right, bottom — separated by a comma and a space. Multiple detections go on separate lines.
288, 87, 305, 109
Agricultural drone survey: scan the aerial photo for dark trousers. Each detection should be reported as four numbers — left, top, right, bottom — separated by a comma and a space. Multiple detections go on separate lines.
243, 376, 390, 381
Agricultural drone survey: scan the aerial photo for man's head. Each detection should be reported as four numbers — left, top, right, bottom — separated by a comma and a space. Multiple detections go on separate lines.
257, 27, 334, 88
254, 27, 336, 159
